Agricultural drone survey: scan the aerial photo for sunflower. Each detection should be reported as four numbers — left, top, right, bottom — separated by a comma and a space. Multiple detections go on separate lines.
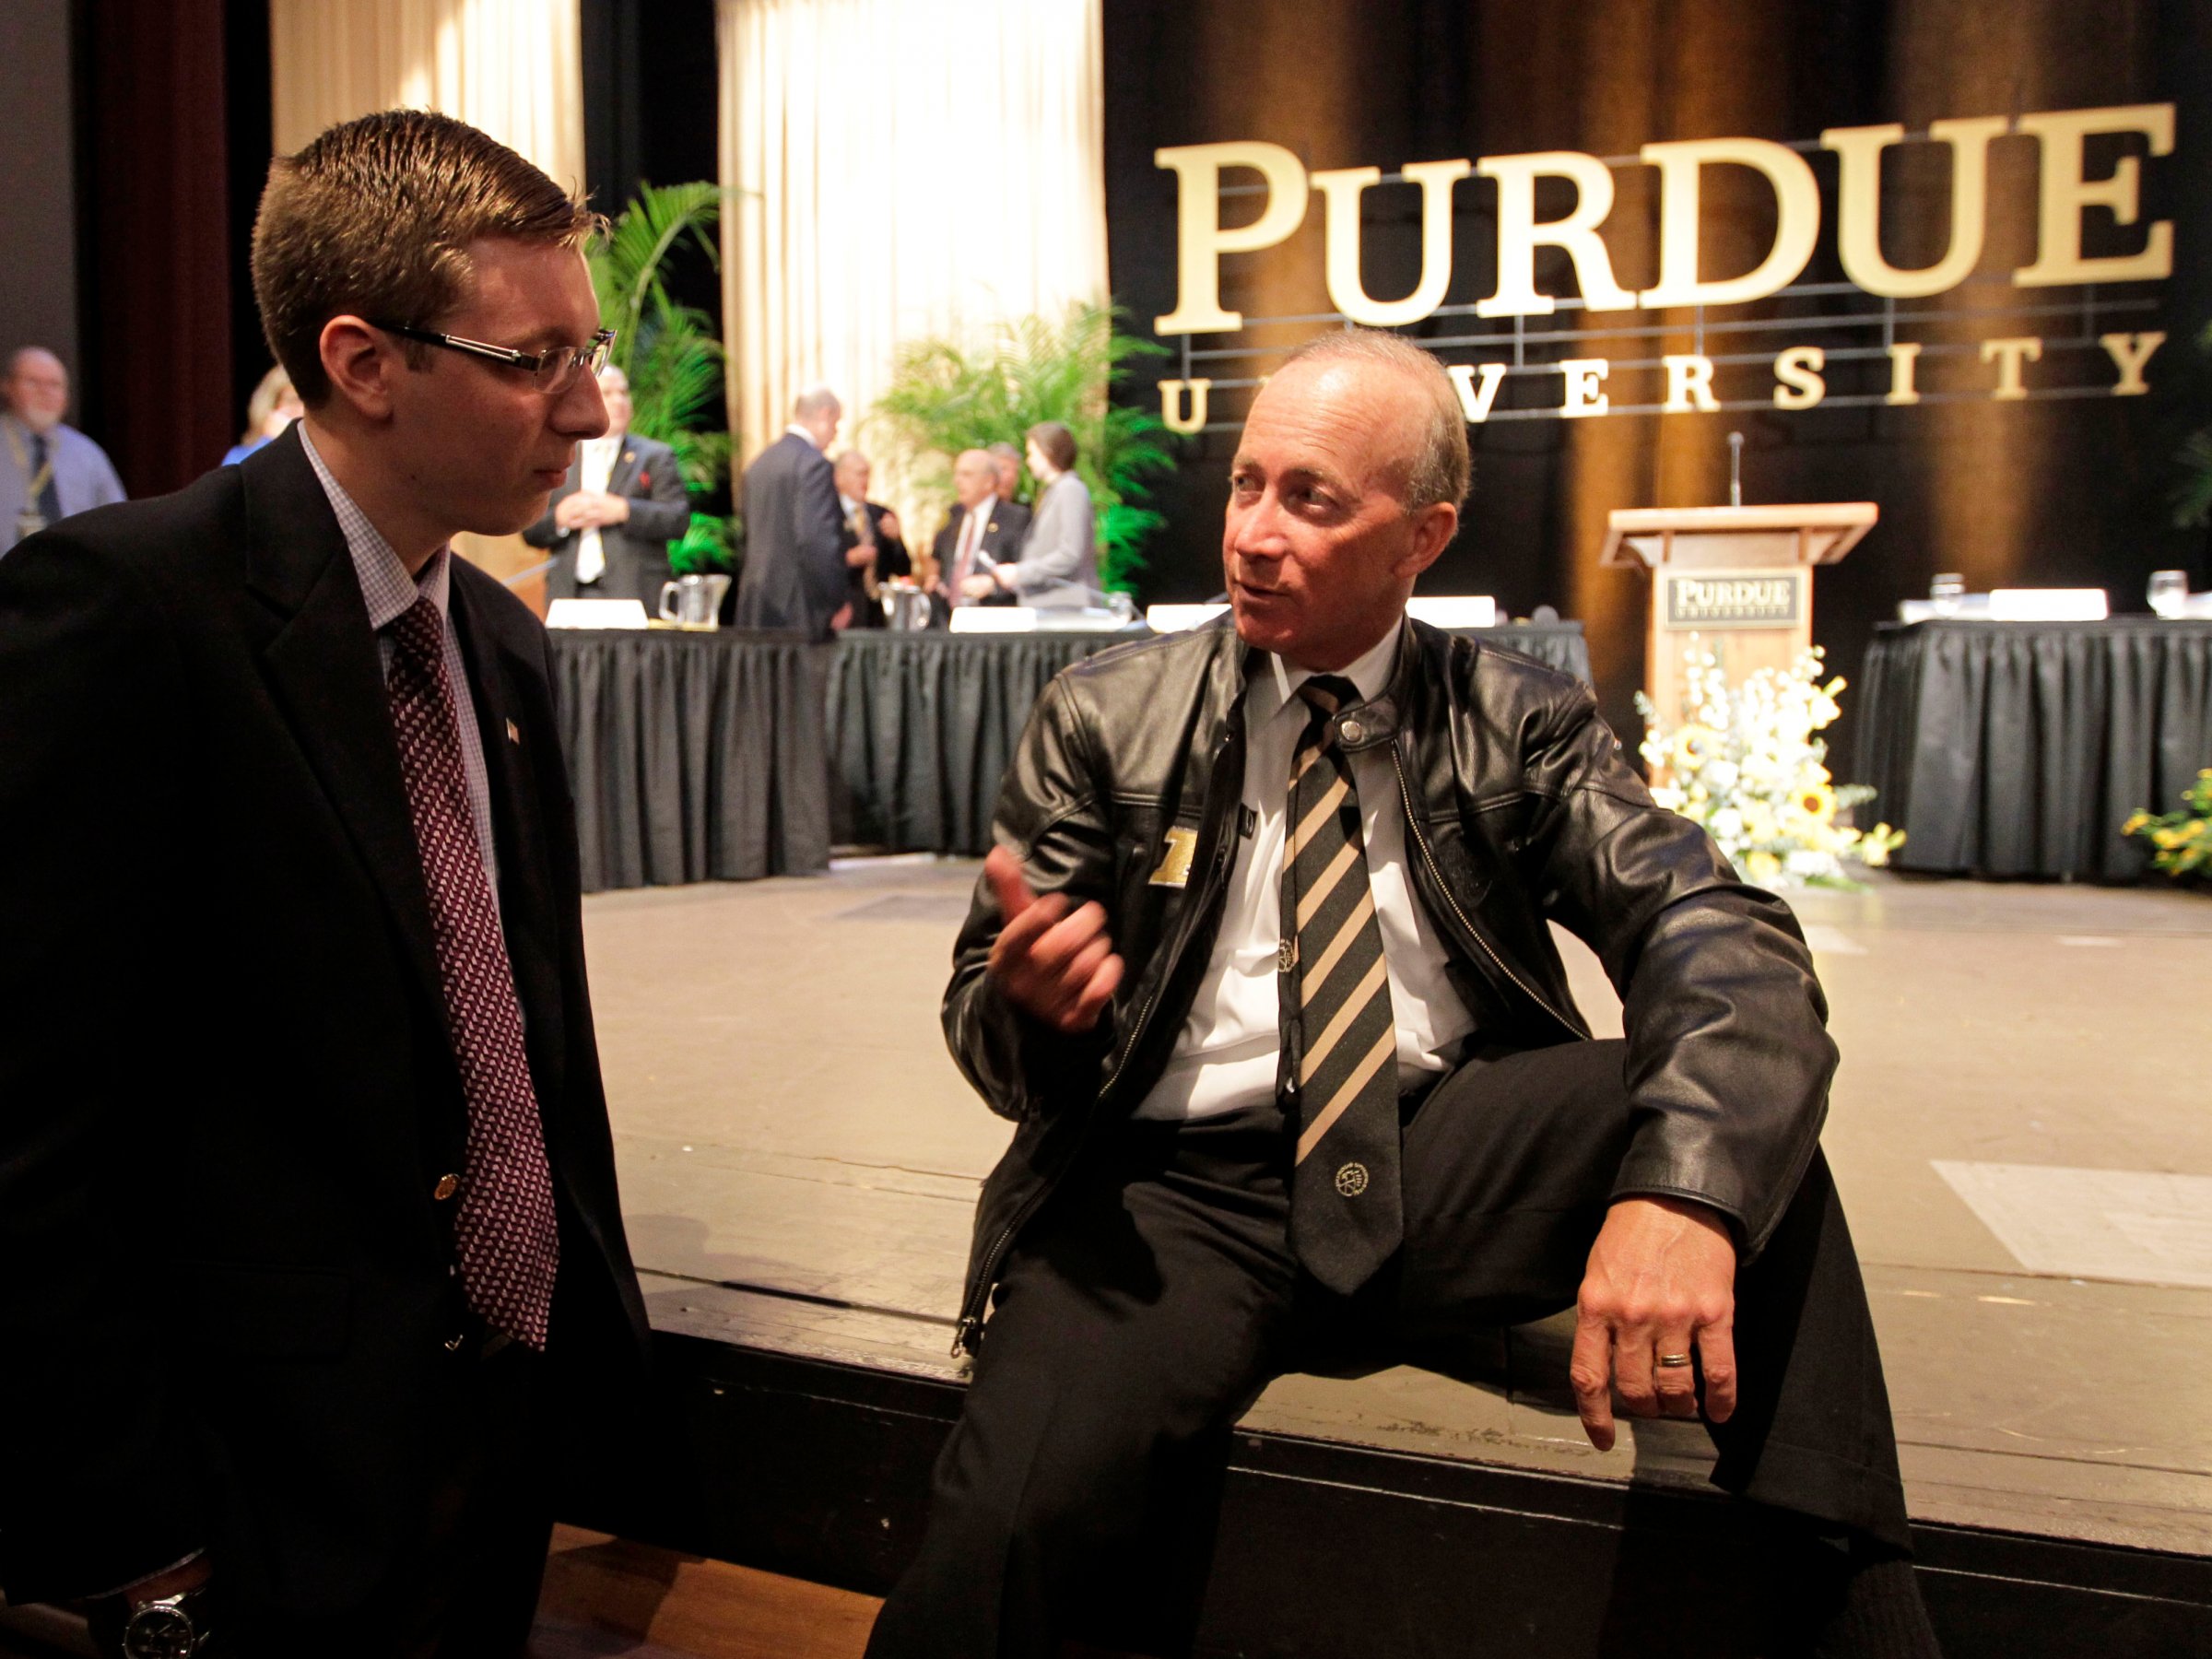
1669, 724, 1723, 773
1791, 782, 1837, 822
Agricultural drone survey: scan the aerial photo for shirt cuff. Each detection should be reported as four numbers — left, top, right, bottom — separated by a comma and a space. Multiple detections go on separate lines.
91, 1548, 206, 1602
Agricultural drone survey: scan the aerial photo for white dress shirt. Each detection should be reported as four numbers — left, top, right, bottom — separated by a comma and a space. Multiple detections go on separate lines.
949, 500, 992, 604
1133, 627, 1477, 1122
300, 425, 501, 911
573, 432, 623, 584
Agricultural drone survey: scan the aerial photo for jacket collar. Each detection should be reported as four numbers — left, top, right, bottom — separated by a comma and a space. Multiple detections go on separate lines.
1341, 616, 1420, 752
1229, 615, 1416, 755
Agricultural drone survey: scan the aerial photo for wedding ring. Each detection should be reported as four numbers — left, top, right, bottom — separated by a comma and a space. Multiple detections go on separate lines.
1655, 1353, 1693, 1368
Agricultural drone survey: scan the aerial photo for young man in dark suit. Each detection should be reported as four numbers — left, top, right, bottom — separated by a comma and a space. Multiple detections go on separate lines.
734, 386, 848, 636
524, 362, 692, 608
0, 111, 651, 1657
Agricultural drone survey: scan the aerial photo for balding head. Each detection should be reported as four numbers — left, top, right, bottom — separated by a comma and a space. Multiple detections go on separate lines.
952, 449, 999, 511
5, 347, 69, 434
792, 384, 842, 450
833, 450, 871, 496
1273, 331, 1468, 514
1221, 331, 1464, 671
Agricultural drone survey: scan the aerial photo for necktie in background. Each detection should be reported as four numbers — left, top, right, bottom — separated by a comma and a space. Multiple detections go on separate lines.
851, 505, 880, 602
1280, 675, 1403, 1294
385, 596, 560, 1348
575, 444, 607, 585
26, 433, 61, 528
952, 509, 984, 601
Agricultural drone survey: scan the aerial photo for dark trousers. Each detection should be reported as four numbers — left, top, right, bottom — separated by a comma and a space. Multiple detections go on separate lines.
865, 1039, 1911, 1659
224, 1341, 554, 1659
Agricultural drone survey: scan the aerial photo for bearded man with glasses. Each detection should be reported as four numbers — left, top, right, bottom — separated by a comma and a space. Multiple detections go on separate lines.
0, 111, 652, 1657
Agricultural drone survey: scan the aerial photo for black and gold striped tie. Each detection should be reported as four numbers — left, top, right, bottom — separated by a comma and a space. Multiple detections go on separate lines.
1280, 675, 1402, 1293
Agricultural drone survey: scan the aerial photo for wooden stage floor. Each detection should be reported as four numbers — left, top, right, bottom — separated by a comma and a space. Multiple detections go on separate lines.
582, 859, 2212, 1560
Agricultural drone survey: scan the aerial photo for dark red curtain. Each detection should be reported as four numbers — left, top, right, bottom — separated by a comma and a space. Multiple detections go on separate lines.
76, 0, 235, 499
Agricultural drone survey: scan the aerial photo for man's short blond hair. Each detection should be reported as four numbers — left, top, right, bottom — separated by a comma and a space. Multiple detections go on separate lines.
252, 110, 599, 406
1278, 330, 1470, 513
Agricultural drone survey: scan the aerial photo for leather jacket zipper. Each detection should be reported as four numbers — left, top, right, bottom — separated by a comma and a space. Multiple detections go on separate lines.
1388, 743, 1581, 1036
954, 782, 1242, 1357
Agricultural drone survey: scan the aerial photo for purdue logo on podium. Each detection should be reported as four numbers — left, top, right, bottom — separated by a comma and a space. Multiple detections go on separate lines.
1665, 572, 1805, 630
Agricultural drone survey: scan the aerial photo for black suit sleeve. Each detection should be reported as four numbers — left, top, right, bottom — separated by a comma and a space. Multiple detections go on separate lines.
0, 531, 208, 1601
797, 453, 850, 617
621, 448, 692, 545
521, 505, 561, 548
869, 505, 911, 580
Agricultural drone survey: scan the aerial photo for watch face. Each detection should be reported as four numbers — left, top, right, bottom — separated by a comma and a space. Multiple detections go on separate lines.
123, 1603, 197, 1659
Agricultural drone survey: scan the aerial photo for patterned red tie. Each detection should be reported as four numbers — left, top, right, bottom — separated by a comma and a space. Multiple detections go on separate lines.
385, 596, 559, 1349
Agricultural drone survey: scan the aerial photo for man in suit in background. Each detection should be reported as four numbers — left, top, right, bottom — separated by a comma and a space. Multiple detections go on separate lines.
0, 110, 651, 1657
0, 346, 126, 556
987, 440, 1021, 504
735, 385, 847, 636
933, 447, 1030, 610
832, 448, 910, 629
524, 363, 691, 607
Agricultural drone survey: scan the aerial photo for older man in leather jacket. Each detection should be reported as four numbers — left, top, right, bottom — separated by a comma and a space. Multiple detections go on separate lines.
865, 331, 1937, 1659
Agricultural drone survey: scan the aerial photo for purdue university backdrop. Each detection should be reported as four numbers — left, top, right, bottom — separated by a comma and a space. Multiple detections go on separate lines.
1101, 0, 2212, 757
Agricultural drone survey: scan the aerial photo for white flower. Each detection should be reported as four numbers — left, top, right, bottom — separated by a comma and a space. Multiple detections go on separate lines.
1636, 642, 1888, 888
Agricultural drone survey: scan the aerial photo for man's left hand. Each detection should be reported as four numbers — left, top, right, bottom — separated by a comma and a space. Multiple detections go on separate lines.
1569, 1195, 1737, 1451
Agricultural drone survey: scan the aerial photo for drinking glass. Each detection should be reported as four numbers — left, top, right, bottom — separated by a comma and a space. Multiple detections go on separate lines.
1929, 572, 1965, 618
2148, 570, 2189, 619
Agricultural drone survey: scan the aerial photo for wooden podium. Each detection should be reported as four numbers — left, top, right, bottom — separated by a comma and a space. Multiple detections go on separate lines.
1600, 502, 1877, 726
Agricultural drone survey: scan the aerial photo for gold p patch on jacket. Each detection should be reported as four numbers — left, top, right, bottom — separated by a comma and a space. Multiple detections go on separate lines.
1149, 826, 1198, 888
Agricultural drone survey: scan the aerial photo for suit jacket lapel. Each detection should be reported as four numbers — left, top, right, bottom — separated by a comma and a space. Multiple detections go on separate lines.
243, 429, 448, 1030
605, 441, 643, 500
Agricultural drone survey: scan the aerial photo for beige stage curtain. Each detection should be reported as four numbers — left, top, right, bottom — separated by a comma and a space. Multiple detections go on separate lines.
269, 0, 587, 607
269, 0, 586, 201
716, 0, 1108, 524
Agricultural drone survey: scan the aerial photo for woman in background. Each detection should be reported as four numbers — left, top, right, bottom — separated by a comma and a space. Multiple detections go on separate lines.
973, 419, 1098, 609
221, 366, 304, 465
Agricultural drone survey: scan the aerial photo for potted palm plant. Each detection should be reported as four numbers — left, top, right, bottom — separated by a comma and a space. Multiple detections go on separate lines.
588, 182, 739, 575
871, 302, 1176, 593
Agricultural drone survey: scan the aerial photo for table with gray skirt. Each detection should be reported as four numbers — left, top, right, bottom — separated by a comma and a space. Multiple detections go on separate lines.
827, 623, 1593, 857
548, 628, 836, 892
549, 622, 1592, 889
1851, 618, 2212, 880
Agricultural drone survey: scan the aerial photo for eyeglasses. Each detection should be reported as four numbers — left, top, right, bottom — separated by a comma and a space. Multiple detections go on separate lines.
372, 321, 616, 394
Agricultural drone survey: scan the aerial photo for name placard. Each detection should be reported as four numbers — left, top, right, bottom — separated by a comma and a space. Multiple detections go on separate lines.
1665, 572, 1804, 629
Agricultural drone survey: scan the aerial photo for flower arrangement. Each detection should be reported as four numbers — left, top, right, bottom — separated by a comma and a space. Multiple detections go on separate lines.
2122, 770, 2212, 880
1634, 643, 1904, 888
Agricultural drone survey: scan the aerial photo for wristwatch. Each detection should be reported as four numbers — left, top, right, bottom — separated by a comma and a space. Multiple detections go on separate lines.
120, 1585, 215, 1658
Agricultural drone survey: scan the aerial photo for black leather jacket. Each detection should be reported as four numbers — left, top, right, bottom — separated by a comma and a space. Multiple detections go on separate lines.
942, 618, 1836, 1353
